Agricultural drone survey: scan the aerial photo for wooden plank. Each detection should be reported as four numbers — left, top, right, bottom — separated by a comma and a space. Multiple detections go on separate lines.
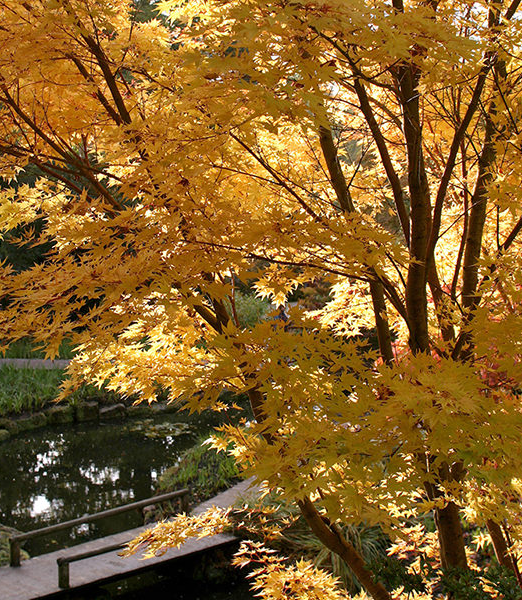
0, 479, 256, 600
1, 527, 237, 600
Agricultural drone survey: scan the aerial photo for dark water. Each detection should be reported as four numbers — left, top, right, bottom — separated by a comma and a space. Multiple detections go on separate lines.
0, 405, 255, 599
106, 577, 254, 600
0, 412, 221, 556
90, 560, 254, 600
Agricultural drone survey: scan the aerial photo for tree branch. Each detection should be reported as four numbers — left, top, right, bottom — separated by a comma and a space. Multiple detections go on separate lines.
318, 126, 354, 213
68, 54, 124, 126
0, 84, 123, 211
318, 125, 397, 362
230, 132, 324, 223
352, 77, 410, 246
297, 497, 392, 600
427, 53, 497, 265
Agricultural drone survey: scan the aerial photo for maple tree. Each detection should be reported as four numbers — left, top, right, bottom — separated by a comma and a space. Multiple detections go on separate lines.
1, 0, 522, 597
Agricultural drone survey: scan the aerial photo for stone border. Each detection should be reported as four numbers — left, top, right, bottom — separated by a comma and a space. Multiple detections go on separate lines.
0, 358, 188, 442
0, 399, 181, 443
0, 360, 247, 443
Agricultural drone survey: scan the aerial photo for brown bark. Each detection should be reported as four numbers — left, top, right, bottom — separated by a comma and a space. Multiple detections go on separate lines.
352, 77, 410, 246
0, 75, 123, 212
428, 266, 455, 343
308, 31, 410, 246
318, 126, 355, 214
487, 520, 517, 574
423, 470, 469, 573
404, 159, 431, 353
506, 0, 522, 19
318, 126, 396, 365
452, 88, 499, 360
391, 54, 432, 354
461, 107, 497, 314
434, 502, 468, 570
246, 386, 393, 600
427, 53, 497, 266
369, 280, 395, 364
394, 49, 470, 568
62, 0, 132, 125
460, 3, 502, 317
298, 497, 392, 600
450, 142, 470, 301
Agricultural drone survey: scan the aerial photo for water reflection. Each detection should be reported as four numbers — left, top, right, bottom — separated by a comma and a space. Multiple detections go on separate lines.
0, 413, 212, 555
79, 465, 122, 485
30, 495, 53, 517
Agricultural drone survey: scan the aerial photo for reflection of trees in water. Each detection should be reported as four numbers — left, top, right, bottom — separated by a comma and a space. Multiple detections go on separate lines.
0, 417, 205, 554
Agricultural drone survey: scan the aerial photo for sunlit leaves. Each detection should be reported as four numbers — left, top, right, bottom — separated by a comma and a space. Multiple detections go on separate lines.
1, 1, 522, 597
123, 507, 231, 557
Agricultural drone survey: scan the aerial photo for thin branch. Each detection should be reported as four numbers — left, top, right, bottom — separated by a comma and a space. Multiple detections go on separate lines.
230, 133, 323, 223
62, 0, 131, 125
352, 77, 410, 246
500, 214, 522, 252
451, 143, 470, 300
427, 54, 498, 266
505, 0, 522, 20
318, 126, 354, 213
0, 85, 123, 211
68, 54, 123, 125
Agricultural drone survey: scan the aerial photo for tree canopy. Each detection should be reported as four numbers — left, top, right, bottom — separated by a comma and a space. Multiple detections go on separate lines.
1, 1, 522, 598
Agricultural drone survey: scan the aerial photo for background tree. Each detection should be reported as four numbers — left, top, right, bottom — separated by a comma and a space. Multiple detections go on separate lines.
1, 1, 522, 598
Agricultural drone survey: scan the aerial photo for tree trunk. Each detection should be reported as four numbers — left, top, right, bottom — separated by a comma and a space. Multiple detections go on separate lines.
487, 519, 521, 583
298, 497, 393, 600
435, 501, 468, 570
247, 387, 392, 600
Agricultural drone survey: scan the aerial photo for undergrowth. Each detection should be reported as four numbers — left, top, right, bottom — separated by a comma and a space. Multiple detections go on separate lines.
230, 493, 392, 595
0, 366, 118, 415
0, 366, 65, 414
2, 337, 75, 359
157, 438, 241, 508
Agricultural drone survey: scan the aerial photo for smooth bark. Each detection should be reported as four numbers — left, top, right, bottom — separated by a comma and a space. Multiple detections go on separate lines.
298, 497, 392, 600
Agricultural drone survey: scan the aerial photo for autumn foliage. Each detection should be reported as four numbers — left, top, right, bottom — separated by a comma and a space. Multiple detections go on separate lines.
1, 0, 522, 598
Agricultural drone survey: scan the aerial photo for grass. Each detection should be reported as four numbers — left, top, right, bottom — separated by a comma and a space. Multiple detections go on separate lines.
2, 337, 76, 359
0, 362, 252, 419
0, 365, 118, 416
158, 437, 240, 506
0, 366, 66, 415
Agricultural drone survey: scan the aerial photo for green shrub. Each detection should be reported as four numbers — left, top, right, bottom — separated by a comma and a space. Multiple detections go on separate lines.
230, 493, 391, 595
229, 293, 270, 328
439, 565, 522, 600
3, 337, 75, 359
158, 438, 240, 507
0, 525, 29, 566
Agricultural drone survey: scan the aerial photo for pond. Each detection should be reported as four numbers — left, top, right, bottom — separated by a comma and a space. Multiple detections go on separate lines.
91, 559, 254, 600
0, 410, 233, 557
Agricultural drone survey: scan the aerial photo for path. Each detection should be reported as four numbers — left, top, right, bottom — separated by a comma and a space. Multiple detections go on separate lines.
0, 359, 70, 369
0, 478, 256, 600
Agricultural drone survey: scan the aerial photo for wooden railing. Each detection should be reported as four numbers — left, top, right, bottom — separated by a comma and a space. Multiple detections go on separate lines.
57, 540, 129, 589
9, 488, 190, 578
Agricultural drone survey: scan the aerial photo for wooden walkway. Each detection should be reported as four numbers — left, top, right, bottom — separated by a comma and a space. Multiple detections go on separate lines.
0, 479, 255, 600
